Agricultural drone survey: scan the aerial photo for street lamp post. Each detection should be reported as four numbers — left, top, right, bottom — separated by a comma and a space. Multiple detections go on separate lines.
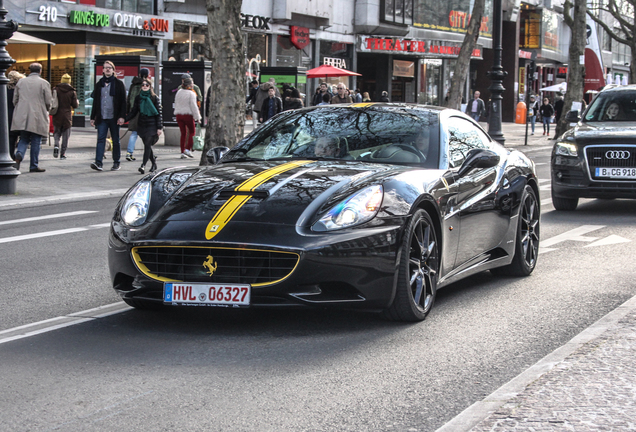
487, 0, 507, 145
0, 0, 17, 195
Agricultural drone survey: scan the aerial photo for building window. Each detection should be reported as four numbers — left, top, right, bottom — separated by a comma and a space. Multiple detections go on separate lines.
96, 0, 154, 14
382, 0, 413, 26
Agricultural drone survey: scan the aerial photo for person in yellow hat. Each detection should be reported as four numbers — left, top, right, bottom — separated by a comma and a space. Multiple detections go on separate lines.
52, 73, 79, 159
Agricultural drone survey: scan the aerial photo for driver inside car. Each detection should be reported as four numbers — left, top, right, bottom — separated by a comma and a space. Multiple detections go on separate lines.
412, 128, 430, 160
314, 136, 340, 158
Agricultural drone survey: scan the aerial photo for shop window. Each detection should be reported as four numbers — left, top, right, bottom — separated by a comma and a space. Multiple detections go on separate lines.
382, 0, 413, 26
96, 0, 154, 14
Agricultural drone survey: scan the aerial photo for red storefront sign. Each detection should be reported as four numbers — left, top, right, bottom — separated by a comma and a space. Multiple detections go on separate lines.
363, 37, 481, 58
290, 26, 310, 50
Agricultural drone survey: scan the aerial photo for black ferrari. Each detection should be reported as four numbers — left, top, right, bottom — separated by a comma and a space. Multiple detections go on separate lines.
109, 104, 540, 322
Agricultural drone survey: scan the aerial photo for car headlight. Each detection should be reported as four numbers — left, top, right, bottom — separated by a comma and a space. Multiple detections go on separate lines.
555, 142, 578, 157
121, 181, 151, 226
313, 185, 383, 231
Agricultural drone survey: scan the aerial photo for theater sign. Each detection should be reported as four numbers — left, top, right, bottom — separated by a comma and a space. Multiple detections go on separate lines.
358, 36, 483, 59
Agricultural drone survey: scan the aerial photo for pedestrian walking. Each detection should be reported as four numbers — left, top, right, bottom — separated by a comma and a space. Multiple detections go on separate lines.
89, 60, 127, 171
540, 97, 555, 136
181, 73, 203, 107
11, 62, 51, 173
554, 93, 564, 123
125, 67, 150, 162
465, 91, 486, 121
259, 86, 283, 123
253, 81, 273, 126
379, 91, 390, 102
312, 82, 332, 106
528, 95, 539, 135
354, 88, 363, 103
362, 92, 371, 102
284, 88, 303, 110
6, 70, 25, 161
174, 78, 201, 158
331, 83, 353, 104
52, 73, 79, 160
125, 79, 162, 174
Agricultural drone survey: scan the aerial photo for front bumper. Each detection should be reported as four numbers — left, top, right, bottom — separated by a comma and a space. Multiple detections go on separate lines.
108, 220, 405, 310
552, 155, 636, 199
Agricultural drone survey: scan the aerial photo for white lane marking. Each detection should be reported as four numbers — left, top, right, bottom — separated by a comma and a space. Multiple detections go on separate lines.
538, 178, 551, 184
0, 302, 132, 345
0, 223, 110, 244
0, 211, 98, 226
540, 225, 605, 250
534, 162, 547, 166
517, 145, 553, 153
540, 184, 551, 190
541, 198, 552, 207
585, 235, 631, 248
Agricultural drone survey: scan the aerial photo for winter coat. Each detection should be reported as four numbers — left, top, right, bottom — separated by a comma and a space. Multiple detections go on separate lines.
125, 93, 163, 139
174, 88, 202, 122
90, 75, 127, 124
331, 95, 353, 104
259, 96, 283, 122
11, 73, 52, 136
52, 83, 79, 131
540, 103, 554, 118
285, 97, 303, 110
126, 77, 144, 131
253, 83, 273, 113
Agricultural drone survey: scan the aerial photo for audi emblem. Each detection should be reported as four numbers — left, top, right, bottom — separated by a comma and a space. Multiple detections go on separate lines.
605, 150, 631, 160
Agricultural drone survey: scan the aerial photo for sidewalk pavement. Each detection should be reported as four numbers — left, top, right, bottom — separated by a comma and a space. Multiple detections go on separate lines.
5, 120, 636, 432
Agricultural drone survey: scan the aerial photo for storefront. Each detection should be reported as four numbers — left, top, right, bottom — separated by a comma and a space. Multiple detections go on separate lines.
6, 1, 173, 120
357, 36, 483, 104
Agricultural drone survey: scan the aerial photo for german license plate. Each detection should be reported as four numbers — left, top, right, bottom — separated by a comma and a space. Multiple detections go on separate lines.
596, 167, 636, 179
164, 283, 250, 307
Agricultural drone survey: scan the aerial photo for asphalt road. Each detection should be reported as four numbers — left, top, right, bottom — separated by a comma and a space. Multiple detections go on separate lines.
1, 145, 635, 431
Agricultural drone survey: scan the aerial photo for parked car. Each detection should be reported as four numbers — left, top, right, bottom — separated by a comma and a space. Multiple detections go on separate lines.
109, 103, 540, 322
552, 85, 636, 210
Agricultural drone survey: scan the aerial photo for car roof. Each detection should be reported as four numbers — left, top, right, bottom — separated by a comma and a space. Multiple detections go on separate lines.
599, 84, 636, 94
300, 102, 448, 114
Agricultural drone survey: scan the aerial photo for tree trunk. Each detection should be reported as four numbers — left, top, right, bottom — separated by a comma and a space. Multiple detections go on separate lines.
445, 0, 486, 110
554, 0, 586, 138
202, 0, 244, 165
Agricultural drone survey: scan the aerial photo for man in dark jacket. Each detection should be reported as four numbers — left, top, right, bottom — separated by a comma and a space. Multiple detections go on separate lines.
259, 86, 282, 124
90, 60, 127, 171
52, 73, 79, 159
465, 91, 486, 121
125, 67, 149, 161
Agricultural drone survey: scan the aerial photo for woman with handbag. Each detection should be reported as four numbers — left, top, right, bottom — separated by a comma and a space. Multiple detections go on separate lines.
125, 79, 162, 174
174, 78, 201, 158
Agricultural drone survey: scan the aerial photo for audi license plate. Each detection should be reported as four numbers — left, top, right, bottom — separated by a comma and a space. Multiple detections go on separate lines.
164, 283, 250, 307
595, 167, 636, 179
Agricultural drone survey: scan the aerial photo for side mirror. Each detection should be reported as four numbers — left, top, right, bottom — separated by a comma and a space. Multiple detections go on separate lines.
206, 146, 230, 164
457, 149, 500, 177
565, 110, 580, 123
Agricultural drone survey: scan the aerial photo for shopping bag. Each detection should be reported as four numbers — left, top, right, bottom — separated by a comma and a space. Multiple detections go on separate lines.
192, 124, 204, 151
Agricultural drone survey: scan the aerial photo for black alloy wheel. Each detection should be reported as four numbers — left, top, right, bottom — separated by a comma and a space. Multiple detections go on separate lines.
384, 209, 439, 322
494, 185, 540, 276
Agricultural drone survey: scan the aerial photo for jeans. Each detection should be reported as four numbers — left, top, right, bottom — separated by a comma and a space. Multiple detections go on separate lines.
470, 112, 480, 121
529, 115, 536, 133
543, 117, 551, 134
54, 126, 72, 155
127, 130, 138, 154
15, 131, 43, 170
95, 118, 121, 167
176, 114, 195, 153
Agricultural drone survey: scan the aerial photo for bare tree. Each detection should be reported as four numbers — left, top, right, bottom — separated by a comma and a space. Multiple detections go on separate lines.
554, 0, 587, 138
445, 0, 486, 110
202, 0, 244, 165
587, 0, 636, 83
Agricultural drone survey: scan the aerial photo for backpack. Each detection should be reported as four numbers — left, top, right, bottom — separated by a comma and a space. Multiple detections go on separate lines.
50, 89, 59, 115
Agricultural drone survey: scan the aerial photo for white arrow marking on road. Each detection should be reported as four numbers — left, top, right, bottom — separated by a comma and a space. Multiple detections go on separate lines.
0, 210, 98, 226
584, 235, 631, 248
540, 225, 605, 249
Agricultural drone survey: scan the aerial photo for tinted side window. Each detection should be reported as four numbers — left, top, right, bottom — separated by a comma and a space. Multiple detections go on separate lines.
447, 118, 489, 167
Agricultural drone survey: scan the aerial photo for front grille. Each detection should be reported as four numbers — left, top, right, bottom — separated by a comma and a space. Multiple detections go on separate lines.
132, 246, 299, 286
586, 145, 636, 181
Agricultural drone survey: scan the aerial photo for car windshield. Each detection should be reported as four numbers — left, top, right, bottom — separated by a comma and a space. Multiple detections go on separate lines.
224, 106, 440, 167
584, 90, 636, 122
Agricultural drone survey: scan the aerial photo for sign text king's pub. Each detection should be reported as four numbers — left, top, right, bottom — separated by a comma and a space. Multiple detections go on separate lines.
361, 37, 482, 58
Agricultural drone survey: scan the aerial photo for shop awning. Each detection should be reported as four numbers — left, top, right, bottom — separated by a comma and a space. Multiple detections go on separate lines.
9, 32, 55, 45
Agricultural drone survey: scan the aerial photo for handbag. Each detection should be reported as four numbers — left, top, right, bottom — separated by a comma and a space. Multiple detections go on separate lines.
50, 89, 59, 115
192, 124, 204, 151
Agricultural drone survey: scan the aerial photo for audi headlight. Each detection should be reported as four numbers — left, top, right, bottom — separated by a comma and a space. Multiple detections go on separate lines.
313, 185, 383, 232
555, 142, 578, 157
121, 181, 151, 226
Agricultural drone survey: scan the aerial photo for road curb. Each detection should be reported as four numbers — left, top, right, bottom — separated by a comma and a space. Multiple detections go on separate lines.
435, 293, 636, 432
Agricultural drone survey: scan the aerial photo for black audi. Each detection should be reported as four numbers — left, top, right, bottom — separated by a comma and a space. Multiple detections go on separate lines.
552, 85, 636, 210
109, 104, 540, 322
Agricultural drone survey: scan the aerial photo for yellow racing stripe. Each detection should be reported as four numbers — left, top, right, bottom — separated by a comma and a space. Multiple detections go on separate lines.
351, 102, 375, 108
205, 160, 311, 239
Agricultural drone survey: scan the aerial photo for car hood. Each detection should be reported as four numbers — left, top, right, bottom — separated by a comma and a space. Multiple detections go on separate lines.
564, 121, 636, 144
147, 160, 415, 229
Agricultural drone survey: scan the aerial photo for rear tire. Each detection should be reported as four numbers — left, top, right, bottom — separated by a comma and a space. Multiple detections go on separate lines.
551, 190, 578, 211
493, 185, 540, 276
383, 209, 439, 322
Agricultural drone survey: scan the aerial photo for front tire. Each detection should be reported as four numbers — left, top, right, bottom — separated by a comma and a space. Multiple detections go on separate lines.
493, 185, 540, 276
551, 189, 578, 211
383, 209, 439, 322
